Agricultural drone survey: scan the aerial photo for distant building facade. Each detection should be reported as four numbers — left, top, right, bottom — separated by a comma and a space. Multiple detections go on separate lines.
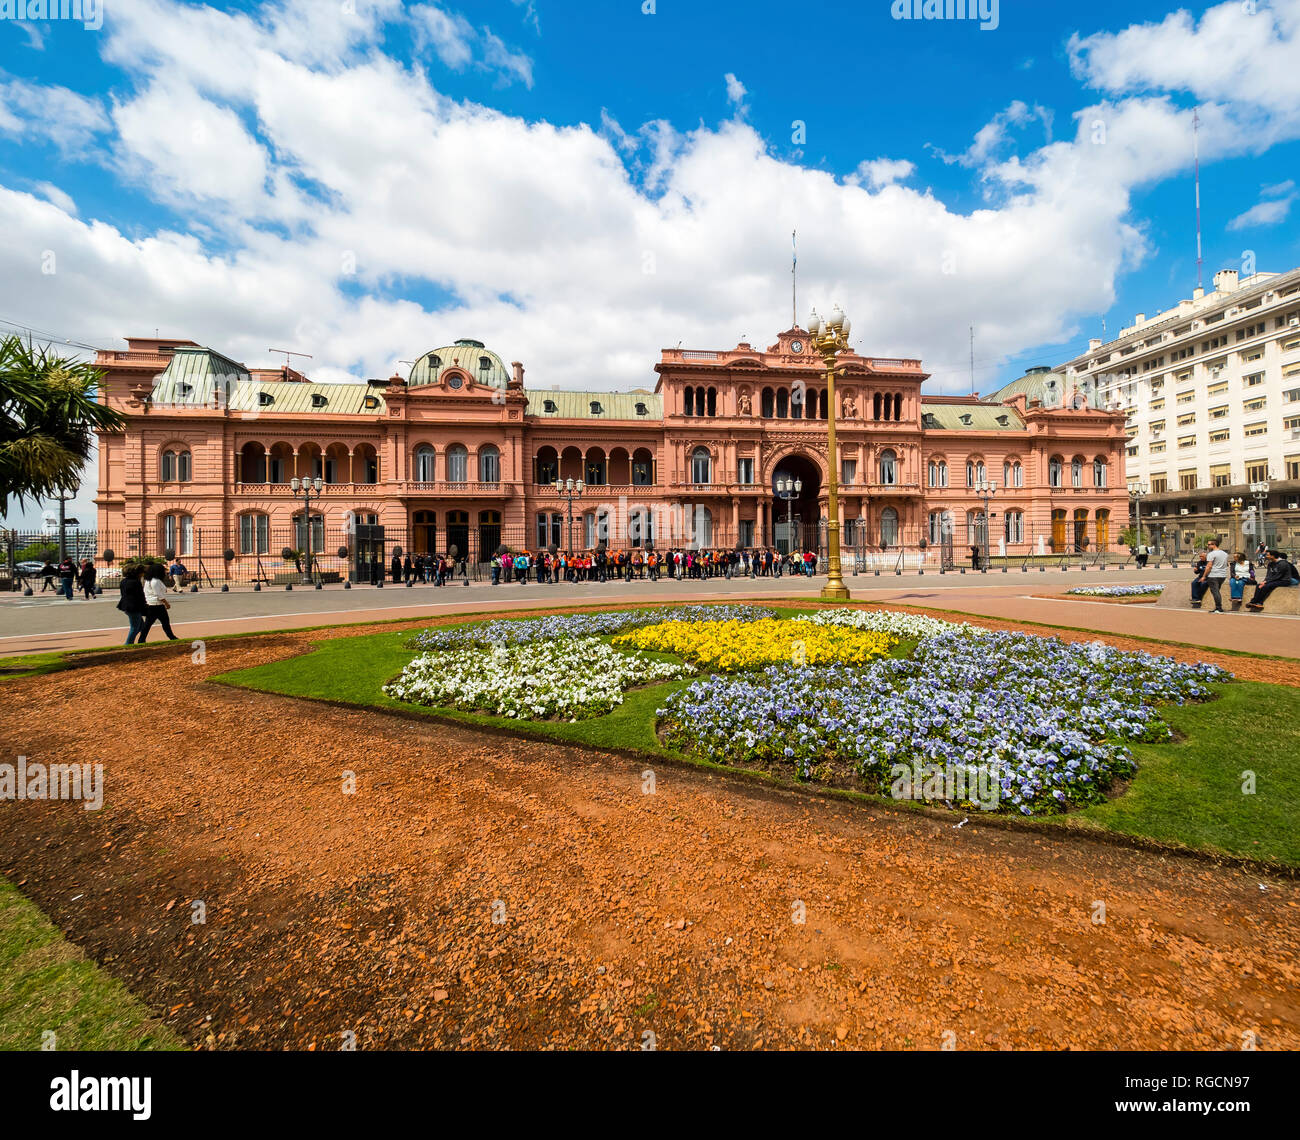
91, 327, 1127, 572
1065, 266, 1300, 551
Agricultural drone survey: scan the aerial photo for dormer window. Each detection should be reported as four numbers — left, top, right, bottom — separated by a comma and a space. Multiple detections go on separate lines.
363, 395, 380, 409
479, 356, 492, 371
176, 382, 193, 398
996, 414, 1009, 426
635, 402, 648, 416
543, 399, 558, 413
590, 400, 604, 415
311, 393, 328, 408
258, 391, 275, 407
922, 413, 939, 429
960, 413, 972, 426
428, 354, 442, 369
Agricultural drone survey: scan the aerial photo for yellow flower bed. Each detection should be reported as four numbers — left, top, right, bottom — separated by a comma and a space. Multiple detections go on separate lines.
612, 618, 896, 671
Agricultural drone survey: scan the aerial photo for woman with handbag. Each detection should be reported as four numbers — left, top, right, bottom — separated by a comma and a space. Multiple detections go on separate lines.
140, 564, 179, 642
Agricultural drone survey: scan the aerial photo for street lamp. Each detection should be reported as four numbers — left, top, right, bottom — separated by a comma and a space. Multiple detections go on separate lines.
553, 476, 585, 552
1229, 496, 1243, 553
289, 475, 323, 583
1129, 482, 1147, 551
775, 475, 802, 556
1249, 480, 1270, 550
974, 477, 997, 571
807, 304, 852, 601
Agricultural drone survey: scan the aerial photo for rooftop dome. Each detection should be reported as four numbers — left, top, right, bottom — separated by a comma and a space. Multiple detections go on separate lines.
408, 338, 511, 389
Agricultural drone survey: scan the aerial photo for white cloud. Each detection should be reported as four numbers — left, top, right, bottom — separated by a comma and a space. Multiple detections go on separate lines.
1228, 194, 1296, 231
849, 158, 915, 189
724, 72, 748, 111
410, 4, 534, 87
481, 28, 534, 88
0, 77, 109, 155
33, 182, 77, 215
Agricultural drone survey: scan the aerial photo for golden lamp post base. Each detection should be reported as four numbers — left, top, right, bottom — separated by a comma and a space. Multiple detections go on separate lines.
819, 581, 852, 601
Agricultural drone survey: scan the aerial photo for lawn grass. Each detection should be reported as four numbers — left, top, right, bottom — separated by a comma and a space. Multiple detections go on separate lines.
213, 609, 1300, 868
0, 877, 183, 1051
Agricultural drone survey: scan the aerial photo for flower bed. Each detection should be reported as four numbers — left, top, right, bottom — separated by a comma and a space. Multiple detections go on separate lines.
384, 637, 692, 720
656, 629, 1230, 815
794, 607, 969, 641
406, 604, 776, 651
1066, 584, 1166, 597
612, 617, 896, 671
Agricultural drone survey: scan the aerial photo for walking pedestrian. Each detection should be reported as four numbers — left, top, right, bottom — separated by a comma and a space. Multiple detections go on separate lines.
57, 555, 76, 599
117, 565, 148, 645
78, 558, 97, 600
140, 564, 179, 641
39, 558, 57, 592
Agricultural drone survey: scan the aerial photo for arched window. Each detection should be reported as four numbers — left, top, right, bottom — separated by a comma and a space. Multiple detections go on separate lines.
683, 386, 694, 416
1071, 456, 1084, 488
879, 449, 897, 485
966, 460, 975, 487
967, 510, 987, 546
1093, 457, 1107, 487
761, 387, 774, 418
895, 393, 903, 421
161, 513, 194, 556
632, 448, 654, 486
1003, 510, 1024, 544
806, 389, 819, 419
161, 449, 176, 482
446, 444, 468, 483
776, 389, 789, 418
239, 512, 270, 554
1004, 460, 1022, 488
880, 507, 899, 547
479, 445, 500, 483
1049, 455, 1064, 488
1095, 508, 1111, 549
928, 460, 937, 488
161, 447, 192, 482
706, 387, 717, 417
691, 447, 712, 484
534, 447, 558, 485
694, 506, 713, 548
294, 511, 324, 554
928, 510, 951, 545
873, 392, 882, 421
414, 446, 436, 483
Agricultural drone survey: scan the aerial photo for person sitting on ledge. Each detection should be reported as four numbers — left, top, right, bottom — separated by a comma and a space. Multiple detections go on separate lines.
1246, 550, 1300, 611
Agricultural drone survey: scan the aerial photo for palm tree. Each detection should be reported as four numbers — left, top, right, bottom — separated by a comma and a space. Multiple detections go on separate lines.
0, 335, 124, 512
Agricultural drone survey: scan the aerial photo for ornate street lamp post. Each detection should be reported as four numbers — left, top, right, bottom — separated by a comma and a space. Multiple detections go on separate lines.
553, 476, 585, 552
775, 476, 802, 556
290, 475, 323, 583
807, 304, 852, 600
1249, 480, 1270, 550
1229, 495, 1243, 554
974, 477, 997, 571
1129, 482, 1147, 557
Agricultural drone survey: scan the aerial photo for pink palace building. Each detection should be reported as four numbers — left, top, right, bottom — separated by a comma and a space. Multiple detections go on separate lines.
92, 326, 1129, 575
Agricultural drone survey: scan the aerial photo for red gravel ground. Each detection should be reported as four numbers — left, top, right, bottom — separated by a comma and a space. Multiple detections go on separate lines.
1, 612, 1297, 1050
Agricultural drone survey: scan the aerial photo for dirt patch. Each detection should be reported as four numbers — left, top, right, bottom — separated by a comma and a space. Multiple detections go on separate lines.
1, 613, 1298, 1050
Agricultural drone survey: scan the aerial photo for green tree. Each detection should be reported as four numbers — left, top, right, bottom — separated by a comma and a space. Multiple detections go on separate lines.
0, 335, 124, 512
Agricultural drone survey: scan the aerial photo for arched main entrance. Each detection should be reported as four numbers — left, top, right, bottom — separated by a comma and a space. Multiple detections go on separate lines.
770, 453, 822, 553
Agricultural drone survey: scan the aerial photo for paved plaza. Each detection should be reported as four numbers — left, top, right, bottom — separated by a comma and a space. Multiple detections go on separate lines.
3, 565, 1295, 658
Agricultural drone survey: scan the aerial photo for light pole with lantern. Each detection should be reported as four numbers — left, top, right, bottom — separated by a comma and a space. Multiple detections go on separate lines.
290, 475, 323, 584
774, 475, 802, 555
1129, 482, 1147, 554
1249, 480, 1270, 551
553, 476, 585, 552
974, 477, 997, 571
806, 304, 852, 600
1229, 496, 1243, 553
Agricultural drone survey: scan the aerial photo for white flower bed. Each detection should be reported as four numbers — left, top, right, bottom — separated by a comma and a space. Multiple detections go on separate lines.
794, 607, 970, 641
384, 636, 693, 720
1066, 584, 1166, 597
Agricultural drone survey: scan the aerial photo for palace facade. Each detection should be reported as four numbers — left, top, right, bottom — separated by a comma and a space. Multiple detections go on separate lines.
92, 326, 1129, 569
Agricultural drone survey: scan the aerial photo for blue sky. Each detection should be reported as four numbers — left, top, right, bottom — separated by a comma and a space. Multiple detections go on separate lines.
3, 0, 1299, 525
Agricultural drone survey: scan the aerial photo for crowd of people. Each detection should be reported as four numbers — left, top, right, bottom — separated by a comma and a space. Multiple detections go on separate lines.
1189, 540, 1298, 613
381, 547, 822, 586
116, 562, 180, 644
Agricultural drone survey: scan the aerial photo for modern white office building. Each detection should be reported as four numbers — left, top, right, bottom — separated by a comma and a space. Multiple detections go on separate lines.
1058, 266, 1300, 553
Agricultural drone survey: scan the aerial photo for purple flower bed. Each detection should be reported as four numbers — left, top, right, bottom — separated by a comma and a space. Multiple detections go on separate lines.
657, 630, 1230, 815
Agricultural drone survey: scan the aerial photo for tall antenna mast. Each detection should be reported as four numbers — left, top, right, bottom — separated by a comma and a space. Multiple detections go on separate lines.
1193, 108, 1203, 292
791, 229, 797, 328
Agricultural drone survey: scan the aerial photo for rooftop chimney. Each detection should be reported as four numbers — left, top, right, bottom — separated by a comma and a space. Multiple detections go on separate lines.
1213, 269, 1239, 293
1088, 338, 1102, 351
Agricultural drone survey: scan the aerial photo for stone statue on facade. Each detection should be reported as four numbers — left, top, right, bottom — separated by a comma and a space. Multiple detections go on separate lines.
737, 390, 752, 416
842, 393, 858, 419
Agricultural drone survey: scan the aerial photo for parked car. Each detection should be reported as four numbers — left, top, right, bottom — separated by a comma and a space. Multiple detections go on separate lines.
15, 560, 48, 575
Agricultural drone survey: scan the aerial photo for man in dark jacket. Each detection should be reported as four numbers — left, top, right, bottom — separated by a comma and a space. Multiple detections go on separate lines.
1246, 551, 1299, 610
57, 556, 76, 599
117, 567, 148, 644
391, 553, 402, 583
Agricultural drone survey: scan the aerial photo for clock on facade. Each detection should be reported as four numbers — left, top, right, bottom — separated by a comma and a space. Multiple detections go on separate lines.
790, 340, 803, 354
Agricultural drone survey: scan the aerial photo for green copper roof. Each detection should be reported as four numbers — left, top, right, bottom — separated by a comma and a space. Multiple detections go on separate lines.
985, 369, 1063, 404
921, 403, 1025, 431
525, 390, 662, 420
151, 348, 385, 414
408, 339, 511, 388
